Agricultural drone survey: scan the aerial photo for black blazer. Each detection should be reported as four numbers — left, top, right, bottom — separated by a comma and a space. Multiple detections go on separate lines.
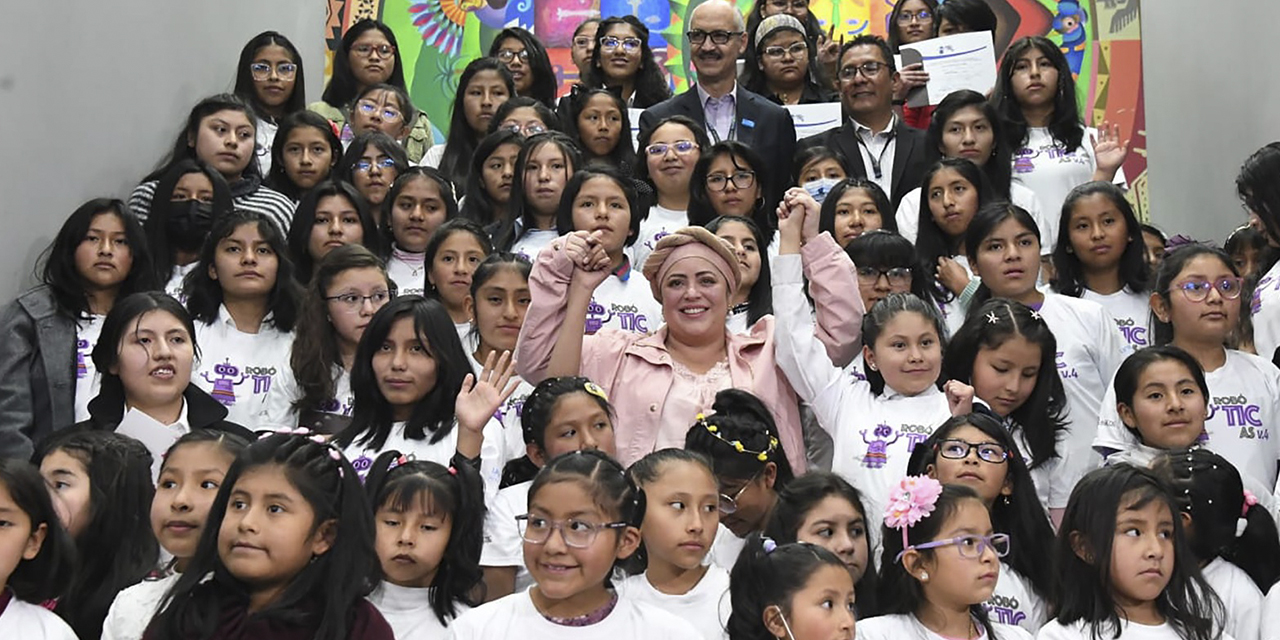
79, 380, 254, 442
799, 118, 934, 211
639, 86, 797, 208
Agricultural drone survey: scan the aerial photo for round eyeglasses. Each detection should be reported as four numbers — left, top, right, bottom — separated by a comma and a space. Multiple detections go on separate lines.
935, 439, 1009, 464
515, 514, 629, 548
1170, 277, 1244, 302
250, 62, 298, 81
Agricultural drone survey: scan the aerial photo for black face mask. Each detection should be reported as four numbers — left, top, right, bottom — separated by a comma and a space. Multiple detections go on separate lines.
165, 199, 215, 252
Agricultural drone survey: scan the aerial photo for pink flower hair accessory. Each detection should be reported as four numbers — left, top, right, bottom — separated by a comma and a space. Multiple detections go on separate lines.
884, 475, 944, 558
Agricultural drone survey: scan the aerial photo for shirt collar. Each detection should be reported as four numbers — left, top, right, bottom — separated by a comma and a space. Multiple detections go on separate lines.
697, 82, 738, 107
122, 398, 190, 432
391, 245, 426, 265
217, 304, 273, 330
612, 255, 632, 282
851, 112, 898, 137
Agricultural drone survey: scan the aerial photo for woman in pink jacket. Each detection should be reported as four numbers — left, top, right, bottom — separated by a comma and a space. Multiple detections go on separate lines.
516, 194, 862, 472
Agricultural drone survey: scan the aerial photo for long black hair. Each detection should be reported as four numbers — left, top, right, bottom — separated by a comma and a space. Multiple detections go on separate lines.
148, 433, 377, 640
819, 177, 895, 235
887, 0, 939, 51
183, 211, 303, 332
37, 198, 155, 320
634, 114, 709, 193
288, 180, 383, 284
364, 450, 486, 621
554, 166, 644, 249
460, 130, 525, 226
688, 141, 775, 246
845, 230, 935, 305
728, 533, 852, 640
585, 16, 672, 108
320, 19, 408, 110
35, 429, 157, 640
335, 295, 471, 450
1148, 244, 1240, 347
493, 132, 582, 251
146, 159, 234, 286
265, 111, 343, 201
927, 89, 1014, 198
233, 31, 306, 120
439, 58, 516, 189
1237, 142, 1280, 246
0, 458, 75, 603
706, 215, 773, 326
90, 291, 201, 401
942, 297, 1067, 466
1053, 464, 1220, 640
965, 202, 1043, 312
561, 85, 637, 172
1053, 181, 1151, 297
861, 292, 948, 395
915, 158, 995, 295
143, 93, 260, 182
488, 27, 557, 108
994, 36, 1084, 154
907, 413, 1055, 601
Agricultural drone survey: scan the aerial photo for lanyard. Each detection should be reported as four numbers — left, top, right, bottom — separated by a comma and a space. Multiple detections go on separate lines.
705, 95, 737, 143
856, 129, 896, 179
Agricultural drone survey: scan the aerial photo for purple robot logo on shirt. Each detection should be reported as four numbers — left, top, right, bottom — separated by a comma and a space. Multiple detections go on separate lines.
76, 339, 90, 379
860, 423, 900, 469
645, 230, 671, 252
1207, 394, 1268, 440
1013, 147, 1036, 174
585, 299, 615, 334
985, 594, 1027, 626
202, 359, 247, 407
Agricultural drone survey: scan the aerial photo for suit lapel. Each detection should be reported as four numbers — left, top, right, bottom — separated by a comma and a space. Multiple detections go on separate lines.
677, 90, 706, 127
890, 122, 914, 191
837, 123, 867, 177
735, 91, 758, 148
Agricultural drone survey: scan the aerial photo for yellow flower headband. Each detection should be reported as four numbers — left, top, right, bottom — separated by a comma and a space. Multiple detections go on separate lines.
696, 413, 778, 462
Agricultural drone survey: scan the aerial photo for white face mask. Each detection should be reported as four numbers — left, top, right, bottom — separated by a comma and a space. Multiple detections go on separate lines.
803, 177, 841, 203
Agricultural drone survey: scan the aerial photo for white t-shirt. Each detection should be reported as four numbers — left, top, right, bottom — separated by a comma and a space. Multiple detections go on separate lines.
448, 588, 700, 640
631, 205, 689, 270
1261, 581, 1280, 640
1251, 260, 1280, 364
419, 144, 446, 168
369, 581, 468, 639
1080, 288, 1151, 348
466, 350, 533, 467
74, 314, 104, 422
708, 524, 746, 571
0, 594, 78, 640
101, 570, 180, 640
895, 183, 1052, 254
510, 229, 559, 264
1037, 618, 1221, 640
191, 306, 294, 427
772, 254, 953, 520
481, 479, 534, 593
166, 263, 198, 301
1011, 126, 1127, 248
387, 248, 428, 297
341, 418, 505, 504
989, 563, 1047, 633
860, 613, 1033, 640
617, 567, 731, 640
255, 117, 278, 177
586, 269, 662, 335
1202, 557, 1262, 640
262, 362, 355, 433
1094, 349, 1280, 506
1038, 293, 1130, 509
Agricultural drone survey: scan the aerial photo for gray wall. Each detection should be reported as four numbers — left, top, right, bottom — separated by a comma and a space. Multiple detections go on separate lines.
1141, 0, 1280, 242
0, 1, 324, 300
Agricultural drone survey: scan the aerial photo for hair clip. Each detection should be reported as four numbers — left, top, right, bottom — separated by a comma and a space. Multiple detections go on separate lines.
884, 475, 943, 561
696, 414, 778, 462
1242, 489, 1259, 516
986, 311, 999, 324
584, 381, 609, 401
762, 537, 778, 554
1029, 309, 1042, 321
448, 465, 458, 476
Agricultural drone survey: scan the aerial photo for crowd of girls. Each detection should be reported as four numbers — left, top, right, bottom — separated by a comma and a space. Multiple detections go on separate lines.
8, 3, 1280, 640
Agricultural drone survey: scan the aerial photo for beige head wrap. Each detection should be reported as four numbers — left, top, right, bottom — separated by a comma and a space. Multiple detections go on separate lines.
641, 226, 742, 303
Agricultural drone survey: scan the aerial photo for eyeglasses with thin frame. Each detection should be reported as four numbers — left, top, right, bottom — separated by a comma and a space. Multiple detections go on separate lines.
898, 9, 933, 24
600, 35, 643, 52
501, 121, 547, 137
354, 157, 398, 173
763, 42, 809, 59
515, 514, 629, 548
935, 439, 1009, 464
707, 170, 757, 191
856, 266, 912, 287
896, 533, 1010, 563
573, 36, 594, 49
839, 61, 887, 81
687, 30, 743, 46
352, 43, 396, 58
1171, 277, 1244, 302
250, 62, 298, 81
355, 100, 403, 122
324, 290, 394, 312
718, 470, 761, 515
497, 49, 530, 63
645, 140, 699, 156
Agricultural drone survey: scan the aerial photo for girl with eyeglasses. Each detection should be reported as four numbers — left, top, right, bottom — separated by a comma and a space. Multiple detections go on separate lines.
264, 244, 393, 434
569, 19, 602, 89
684, 388, 795, 570
862, 480, 1029, 640
887, 0, 938, 129
583, 16, 671, 109
741, 13, 834, 106
335, 131, 411, 227
907, 413, 1056, 633
310, 19, 435, 163
1093, 246, 1280, 508
487, 97, 561, 137
487, 27, 558, 109
744, 0, 836, 87
453, 450, 699, 639
232, 31, 306, 176
349, 83, 416, 148
689, 142, 775, 251
1052, 182, 1152, 348
480, 377, 619, 602
287, 180, 384, 286
631, 116, 709, 269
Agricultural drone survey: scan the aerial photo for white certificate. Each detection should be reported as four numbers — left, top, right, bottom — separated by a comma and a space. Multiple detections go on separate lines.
900, 31, 998, 107
783, 102, 843, 139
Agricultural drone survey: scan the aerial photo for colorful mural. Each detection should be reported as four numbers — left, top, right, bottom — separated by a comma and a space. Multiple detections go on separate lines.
322, 0, 1147, 216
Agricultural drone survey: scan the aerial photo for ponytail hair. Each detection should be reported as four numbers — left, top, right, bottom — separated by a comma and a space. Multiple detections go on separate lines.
364, 450, 485, 621
684, 388, 794, 486
727, 533, 849, 640
1154, 448, 1280, 591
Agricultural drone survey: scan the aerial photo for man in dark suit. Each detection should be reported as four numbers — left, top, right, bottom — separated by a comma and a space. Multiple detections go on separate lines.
639, 0, 796, 209
798, 35, 934, 211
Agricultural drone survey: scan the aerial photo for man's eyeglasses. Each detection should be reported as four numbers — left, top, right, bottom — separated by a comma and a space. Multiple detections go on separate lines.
687, 30, 743, 45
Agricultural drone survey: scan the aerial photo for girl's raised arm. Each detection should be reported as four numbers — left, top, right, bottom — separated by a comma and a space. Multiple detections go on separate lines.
515, 231, 611, 383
